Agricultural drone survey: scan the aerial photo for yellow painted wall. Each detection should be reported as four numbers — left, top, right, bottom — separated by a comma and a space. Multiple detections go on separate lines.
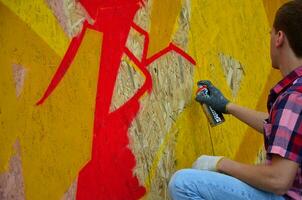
139, 0, 287, 193
174, 0, 271, 168
146, 0, 287, 175
0, 0, 69, 56
0, 1, 101, 199
233, 0, 286, 163
148, 0, 183, 57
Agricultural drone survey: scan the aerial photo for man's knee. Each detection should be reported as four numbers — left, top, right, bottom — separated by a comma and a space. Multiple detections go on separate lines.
169, 169, 191, 199
169, 169, 224, 199
169, 169, 188, 192
168, 169, 207, 199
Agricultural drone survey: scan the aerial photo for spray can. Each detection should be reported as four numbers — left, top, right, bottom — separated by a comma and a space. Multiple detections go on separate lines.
196, 85, 225, 126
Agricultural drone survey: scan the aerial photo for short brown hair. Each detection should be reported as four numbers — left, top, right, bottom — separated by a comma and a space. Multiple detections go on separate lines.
273, 0, 302, 57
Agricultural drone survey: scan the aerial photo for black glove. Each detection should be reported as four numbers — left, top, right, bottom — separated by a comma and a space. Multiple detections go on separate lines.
195, 80, 230, 114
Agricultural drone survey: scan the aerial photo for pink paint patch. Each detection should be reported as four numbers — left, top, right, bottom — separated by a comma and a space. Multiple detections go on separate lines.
0, 140, 25, 199
12, 64, 26, 98
279, 109, 299, 130
46, 0, 70, 35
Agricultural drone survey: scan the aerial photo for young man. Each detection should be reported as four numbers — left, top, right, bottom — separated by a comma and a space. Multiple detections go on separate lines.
169, 1, 302, 199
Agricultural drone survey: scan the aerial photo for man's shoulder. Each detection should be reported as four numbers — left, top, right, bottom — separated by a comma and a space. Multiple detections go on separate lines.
273, 82, 302, 110
286, 77, 302, 94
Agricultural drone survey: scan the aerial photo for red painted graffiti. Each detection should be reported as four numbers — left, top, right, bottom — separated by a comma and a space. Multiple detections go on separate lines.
36, 0, 196, 199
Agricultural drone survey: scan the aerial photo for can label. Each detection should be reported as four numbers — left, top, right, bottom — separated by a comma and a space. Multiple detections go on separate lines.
196, 85, 225, 126
196, 85, 208, 96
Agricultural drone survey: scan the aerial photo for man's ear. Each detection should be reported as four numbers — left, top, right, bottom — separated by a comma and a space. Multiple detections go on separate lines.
276, 30, 285, 47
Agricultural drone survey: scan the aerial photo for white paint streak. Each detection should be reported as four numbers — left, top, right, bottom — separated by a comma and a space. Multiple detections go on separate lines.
61, 179, 77, 200
12, 64, 26, 98
0, 140, 25, 200
219, 53, 245, 97
46, 0, 92, 38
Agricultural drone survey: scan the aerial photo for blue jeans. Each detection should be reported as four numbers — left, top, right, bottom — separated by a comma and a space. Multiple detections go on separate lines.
169, 169, 285, 200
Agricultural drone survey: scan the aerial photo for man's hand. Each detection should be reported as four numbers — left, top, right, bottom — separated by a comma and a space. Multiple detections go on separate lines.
192, 155, 224, 172
195, 80, 230, 114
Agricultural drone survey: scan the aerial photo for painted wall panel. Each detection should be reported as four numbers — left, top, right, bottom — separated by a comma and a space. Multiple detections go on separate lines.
0, 2, 101, 198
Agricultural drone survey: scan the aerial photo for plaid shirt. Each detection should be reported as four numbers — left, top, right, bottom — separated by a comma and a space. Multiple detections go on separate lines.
264, 66, 302, 200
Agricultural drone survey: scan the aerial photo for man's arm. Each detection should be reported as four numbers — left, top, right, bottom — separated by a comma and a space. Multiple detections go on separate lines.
226, 103, 268, 133
217, 155, 298, 195
195, 80, 268, 133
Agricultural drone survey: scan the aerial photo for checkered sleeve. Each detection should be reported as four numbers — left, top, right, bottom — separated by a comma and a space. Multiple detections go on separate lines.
267, 92, 302, 164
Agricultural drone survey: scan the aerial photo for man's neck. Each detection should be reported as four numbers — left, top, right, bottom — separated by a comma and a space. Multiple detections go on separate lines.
278, 52, 302, 77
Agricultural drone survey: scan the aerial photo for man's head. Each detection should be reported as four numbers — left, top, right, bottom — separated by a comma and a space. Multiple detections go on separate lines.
270, 0, 302, 69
